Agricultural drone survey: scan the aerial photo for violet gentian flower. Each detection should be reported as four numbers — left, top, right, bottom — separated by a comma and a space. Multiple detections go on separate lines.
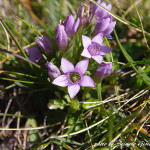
55, 24, 68, 51
25, 46, 42, 63
52, 58, 96, 98
94, 62, 112, 79
36, 35, 53, 55
46, 62, 61, 80
92, 0, 112, 21
94, 16, 116, 36
63, 14, 80, 37
78, 4, 91, 25
81, 33, 112, 64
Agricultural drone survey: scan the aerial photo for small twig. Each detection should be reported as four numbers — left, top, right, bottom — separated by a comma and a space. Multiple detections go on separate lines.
0, 122, 61, 131
85, 121, 94, 150
134, 113, 150, 142
2, 98, 12, 127
110, 104, 146, 146
17, 111, 22, 147
0, 47, 40, 68
0, 42, 36, 65
129, 0, 150, 51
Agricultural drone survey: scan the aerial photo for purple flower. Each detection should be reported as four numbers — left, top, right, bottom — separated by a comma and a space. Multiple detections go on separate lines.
36, 36, 53, 55
55, 24, 68, 51
52, 58, 96, 98
25, 46, 42, 62
81, 33, 112, 64
78, 4, 91, 25
94, 62, 113, 79
46, 62, 61, 80
91, 0, 101, 20
94, 16, 116, 36
63, 14, 80, 37
92, 0, 112, 21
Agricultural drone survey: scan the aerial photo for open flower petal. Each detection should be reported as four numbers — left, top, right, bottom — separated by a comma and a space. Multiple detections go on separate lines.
75, 58, 89, 75
81, 48, 91, 58
52, 75, 68, 87
82, 35, 92, 48
92, 33, 103, 45
61, 57, 74, 73
79, 75, 96, 87
68, 84, 80, 98
100, 46, 112, 55
92, 55, 103, 64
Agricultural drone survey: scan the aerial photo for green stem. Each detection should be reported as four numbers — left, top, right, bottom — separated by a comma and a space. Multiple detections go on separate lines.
97, 81, 102, 101
16, 16, 42, 37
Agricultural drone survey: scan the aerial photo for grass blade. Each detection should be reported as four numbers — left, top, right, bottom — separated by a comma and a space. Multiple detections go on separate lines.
114, 30, 150, 87
0, 18, 33, 68
16, 16, 42, 37
0, 47, 40, 68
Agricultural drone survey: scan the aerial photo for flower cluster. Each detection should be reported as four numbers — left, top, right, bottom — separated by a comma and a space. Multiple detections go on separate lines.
25, 0, 115, 99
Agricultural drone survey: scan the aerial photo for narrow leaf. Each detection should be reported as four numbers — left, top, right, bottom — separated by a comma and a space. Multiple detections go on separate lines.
114, 30, 150, 87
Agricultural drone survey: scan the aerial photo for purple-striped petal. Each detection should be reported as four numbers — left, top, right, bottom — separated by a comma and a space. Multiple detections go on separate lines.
61, 57, 74, 73
92, 33, 103, 45
79, 75, 96, 87
68, 84, 80, 98
52, 75, 68, 87
92, 55, 103, 64
75, 58, 89, 75
81, 48, 91, 58
100, 46, 112, 55
82, 35, 92, 48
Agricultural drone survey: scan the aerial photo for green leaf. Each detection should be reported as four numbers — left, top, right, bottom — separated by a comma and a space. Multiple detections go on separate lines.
0, 77, 35, 84
114, 30, 150, 87
47, 99, 68, 110
52, 136, 83, 146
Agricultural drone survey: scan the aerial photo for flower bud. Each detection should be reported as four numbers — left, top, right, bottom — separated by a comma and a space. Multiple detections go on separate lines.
63, 14, 80, 37
55, 24, 68, 51
93, 0, 112, 21
36, 36, 53, 55
94, 16, 116, 36
94, 62, 112, 79
78, 4, 90, 25
25, 46, 42, 62
46, 62, 61, 80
